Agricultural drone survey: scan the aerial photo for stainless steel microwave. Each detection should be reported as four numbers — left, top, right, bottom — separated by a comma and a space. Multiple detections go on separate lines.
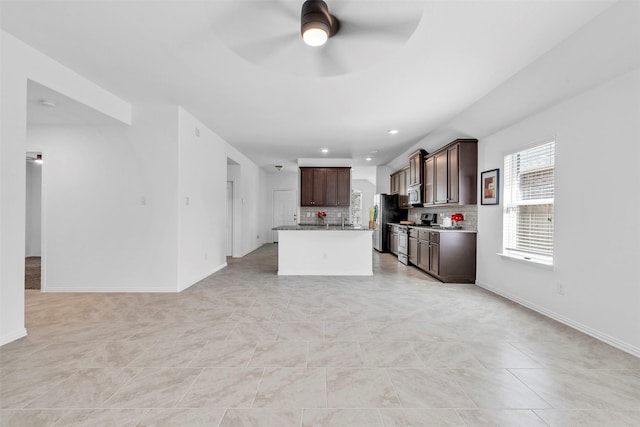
407, 184, 422, 206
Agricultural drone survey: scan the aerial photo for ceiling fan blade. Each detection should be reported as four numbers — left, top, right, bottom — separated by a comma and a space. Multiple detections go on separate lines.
272, 0, 299, 21
310, 46, 350, 77
232, 33, 300, 65
337, 17, 420, 44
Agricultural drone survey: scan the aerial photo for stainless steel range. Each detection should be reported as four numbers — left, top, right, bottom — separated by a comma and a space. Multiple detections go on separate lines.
397, 225, 409, 265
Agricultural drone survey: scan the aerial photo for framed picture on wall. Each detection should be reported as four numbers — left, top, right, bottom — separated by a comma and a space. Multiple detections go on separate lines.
481, 169, 500, 205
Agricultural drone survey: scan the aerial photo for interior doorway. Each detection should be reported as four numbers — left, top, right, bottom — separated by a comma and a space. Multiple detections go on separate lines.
25, 152, 43, 290
273, 190, 297, 242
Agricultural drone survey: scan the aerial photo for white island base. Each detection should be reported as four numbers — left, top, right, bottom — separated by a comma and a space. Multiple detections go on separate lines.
276, 229, 374, 276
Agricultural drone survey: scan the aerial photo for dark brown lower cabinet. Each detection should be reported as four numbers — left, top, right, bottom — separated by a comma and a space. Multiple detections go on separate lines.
387, 225, 399, 255
417, 240, 429, 271
408, 227, 476, 283
409, 236, 418, 265
428, 241, 440, 276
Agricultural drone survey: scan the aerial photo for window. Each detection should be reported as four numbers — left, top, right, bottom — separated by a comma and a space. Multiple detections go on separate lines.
503, 140, 555, 265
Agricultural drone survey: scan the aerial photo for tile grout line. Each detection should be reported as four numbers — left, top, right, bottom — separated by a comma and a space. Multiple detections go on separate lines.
173, 367, 206, 409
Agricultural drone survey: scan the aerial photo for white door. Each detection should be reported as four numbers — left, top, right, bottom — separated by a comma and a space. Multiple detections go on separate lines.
227, 181, 233, 256
273, 190, 297, 242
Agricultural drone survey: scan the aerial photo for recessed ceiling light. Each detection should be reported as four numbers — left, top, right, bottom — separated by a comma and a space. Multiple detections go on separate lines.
321, 148, 329, 153
366, 157, 372, 161
388, 129, 399, 135
39, 100, 56, 108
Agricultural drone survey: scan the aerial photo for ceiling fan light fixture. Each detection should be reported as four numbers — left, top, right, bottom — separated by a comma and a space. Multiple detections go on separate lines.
301, 0, 339, 47
303, 26, 329, 47
35, 154, 43, 164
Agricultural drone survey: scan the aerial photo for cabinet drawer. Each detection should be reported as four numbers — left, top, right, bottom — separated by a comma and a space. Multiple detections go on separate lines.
409, 228, 419, 238
429, 231, 440, 243
418, 230, 430, 241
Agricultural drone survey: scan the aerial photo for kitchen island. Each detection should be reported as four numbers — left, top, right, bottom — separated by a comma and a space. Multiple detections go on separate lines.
273, 225, 374, 276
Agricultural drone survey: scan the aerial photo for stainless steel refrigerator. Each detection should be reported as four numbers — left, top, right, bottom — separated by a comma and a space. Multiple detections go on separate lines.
372, 194, 407, 252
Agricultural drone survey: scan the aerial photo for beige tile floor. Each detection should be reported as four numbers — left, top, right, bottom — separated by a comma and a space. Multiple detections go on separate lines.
1, 244, 640, 426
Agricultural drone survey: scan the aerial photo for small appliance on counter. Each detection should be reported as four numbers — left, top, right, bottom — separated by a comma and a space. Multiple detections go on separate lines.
419, 213, 437, 226
451, 213, 464, 227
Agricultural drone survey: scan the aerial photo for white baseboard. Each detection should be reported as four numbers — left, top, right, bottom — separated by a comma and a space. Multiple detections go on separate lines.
43, 286, 178, 293
0, 328, 27, 347
476, 281, 640, 358
179, 262, 227, 291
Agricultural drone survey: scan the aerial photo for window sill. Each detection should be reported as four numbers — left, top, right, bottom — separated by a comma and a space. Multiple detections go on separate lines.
497, 253, 555, 270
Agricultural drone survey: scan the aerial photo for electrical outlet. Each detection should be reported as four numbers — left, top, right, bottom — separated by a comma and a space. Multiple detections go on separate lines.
185, 197, 190, 206
257, 235, 259, 239
556, 282, 565, 296
307, 212, 311, 217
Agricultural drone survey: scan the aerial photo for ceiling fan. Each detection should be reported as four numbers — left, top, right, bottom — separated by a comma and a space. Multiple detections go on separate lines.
301, 0, 339, 47
207, 0, 424, 77
26, 154, 43, 164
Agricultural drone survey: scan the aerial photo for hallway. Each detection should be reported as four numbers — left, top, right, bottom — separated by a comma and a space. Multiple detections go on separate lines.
1, 244, 639, 426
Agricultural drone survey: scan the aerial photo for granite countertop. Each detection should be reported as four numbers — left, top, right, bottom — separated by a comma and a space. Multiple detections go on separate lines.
273, 225, 372, 231
388, 223, 477, 233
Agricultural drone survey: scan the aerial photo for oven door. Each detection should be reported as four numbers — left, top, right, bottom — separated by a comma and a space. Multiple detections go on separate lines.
397, 231, 409, 265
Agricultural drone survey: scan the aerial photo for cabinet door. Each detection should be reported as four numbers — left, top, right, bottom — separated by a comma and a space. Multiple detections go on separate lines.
409, 154, 418, 186
398, 168, 409, 207
447, 144, 459, 204
409, 237, 418, 265
434, 151, 448, 204
391, 233, 399, 255
429, 243, 440, 276
312, 168, 326, 206
300, 168, 314, 206
417, 240, 429, 271
337, 168, 351, 206
424, 157, 434, 205
389, 174, 396, 194
325, 168, 338, 206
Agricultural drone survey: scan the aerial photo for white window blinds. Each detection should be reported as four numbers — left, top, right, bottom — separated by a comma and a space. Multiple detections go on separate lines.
503, 141, 555, 263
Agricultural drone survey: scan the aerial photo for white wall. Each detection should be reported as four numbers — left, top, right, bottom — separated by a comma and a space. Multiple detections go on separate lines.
26, 105, 180, 292
0, 30, 268, 345
477, 68, 640, 355
25, 161, 42, 256
375, 165, 391, 194
380, 2, 640, 355
226, 141, 265, 258
352, 179, 376, 226
0, 30, 132, 345
177, 108, 228, 290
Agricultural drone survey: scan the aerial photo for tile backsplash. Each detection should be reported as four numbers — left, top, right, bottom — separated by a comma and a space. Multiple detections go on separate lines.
408, 205, 478, 231
300, 206, 350, 225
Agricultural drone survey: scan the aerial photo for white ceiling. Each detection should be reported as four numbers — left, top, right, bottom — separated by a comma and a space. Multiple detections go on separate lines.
1, 0, 616, 171
27, 80, 125, 126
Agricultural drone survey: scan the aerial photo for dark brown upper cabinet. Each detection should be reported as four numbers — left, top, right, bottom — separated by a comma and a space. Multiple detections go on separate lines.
400, 167, 410, 208
408, 149, 427, 186
390, 172, 399, 195
423, 139, 477, 206
336, 168, 351, 206
300, 167, 351, 207
424, 156, 435, 205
